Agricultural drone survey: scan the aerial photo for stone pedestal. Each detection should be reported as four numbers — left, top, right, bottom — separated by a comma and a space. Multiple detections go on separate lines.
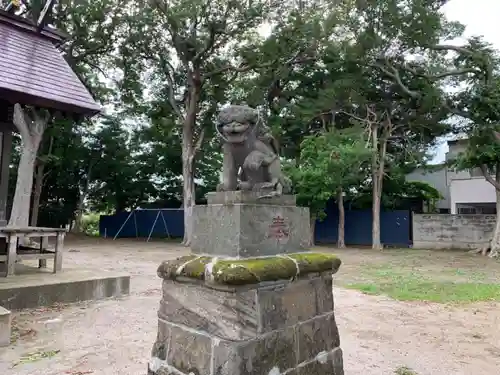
0, 306, 11, 347
149, 192, 344, 375
192, 192, 310, 257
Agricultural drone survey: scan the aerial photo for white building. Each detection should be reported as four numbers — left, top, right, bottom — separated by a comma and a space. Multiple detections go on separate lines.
406, 139, 497, 214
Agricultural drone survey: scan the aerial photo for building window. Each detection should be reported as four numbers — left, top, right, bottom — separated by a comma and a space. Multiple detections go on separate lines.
457, 206, 476, 214
456, 204, 497, 215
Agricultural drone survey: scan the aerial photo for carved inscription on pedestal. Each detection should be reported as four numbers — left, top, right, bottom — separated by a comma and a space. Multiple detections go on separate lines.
268, 216, 290, 241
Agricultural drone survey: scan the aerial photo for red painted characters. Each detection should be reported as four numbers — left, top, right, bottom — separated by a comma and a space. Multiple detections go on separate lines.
268, 216, 289, 239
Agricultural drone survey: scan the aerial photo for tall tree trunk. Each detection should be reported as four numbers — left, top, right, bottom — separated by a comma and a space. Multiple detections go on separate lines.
478, 163, 500, 257
337, 188, 345, 248
490, 189, 500, 257
9, 105, 48, 234
182, 143, 195, 246
371, 125, 381, 250
72, 162, 93, 234
30, 135, 54, 227
30, 162, 44, 226
487, 163, 500, 257
181, 85, 202, 247
371, 124, 387, 250
11, 147, 37, 228
309, 213, 316, 246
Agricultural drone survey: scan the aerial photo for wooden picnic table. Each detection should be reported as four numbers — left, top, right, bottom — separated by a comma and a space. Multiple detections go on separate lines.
0, 227, 67, 277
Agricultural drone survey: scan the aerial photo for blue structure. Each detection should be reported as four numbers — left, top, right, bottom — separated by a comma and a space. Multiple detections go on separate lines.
314, 209, 412, 247
99, 209, 184, 239
100, 204, 412, 246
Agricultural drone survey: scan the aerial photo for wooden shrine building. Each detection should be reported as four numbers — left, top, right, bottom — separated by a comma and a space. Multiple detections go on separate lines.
0, 2, 100, 276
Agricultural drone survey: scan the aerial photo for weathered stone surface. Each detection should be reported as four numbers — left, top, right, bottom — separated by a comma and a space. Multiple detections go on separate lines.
149, 277, 344, 375
149, 188, 344, 375
155, 320, 212, 375
151, 319, 171, 360
191, 203, 310, 257
296, 348, 344, 375
157, 254, 340, 285
213, 328, 296, 375
207, 191, 296, 206
0, 271, 130, 310
157, 275, 335, 341
313, 274, 334, 313
159, 280, 258, 340
0, 305, 11, 347
295, 313, 340, 364
257, 276, 334, 333
215, 105, 292, 195
413, 213, 496, 249
258, 278, 317, 332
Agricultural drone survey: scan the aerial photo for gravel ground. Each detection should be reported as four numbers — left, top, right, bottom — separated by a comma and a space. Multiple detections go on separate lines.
1, 237, 499, 375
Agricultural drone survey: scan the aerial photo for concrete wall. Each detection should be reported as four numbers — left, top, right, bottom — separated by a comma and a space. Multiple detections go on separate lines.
413, 213, 496, 249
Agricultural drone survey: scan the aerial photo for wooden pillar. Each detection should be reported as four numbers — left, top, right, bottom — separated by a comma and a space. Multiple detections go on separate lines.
0, 128, 11, 226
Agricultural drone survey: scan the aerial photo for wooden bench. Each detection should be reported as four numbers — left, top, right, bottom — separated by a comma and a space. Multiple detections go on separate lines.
0, 227, 67, 277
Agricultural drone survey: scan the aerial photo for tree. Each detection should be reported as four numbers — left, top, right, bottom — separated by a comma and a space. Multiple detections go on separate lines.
231, 0, 474, 249
287, 128, 371, 246
453, 71, 500, 257
116, 0, 319, 245
287, 0, 494, 249
1, 0, 129, 232
87, 116, 158, 213
9, 105, 50, 231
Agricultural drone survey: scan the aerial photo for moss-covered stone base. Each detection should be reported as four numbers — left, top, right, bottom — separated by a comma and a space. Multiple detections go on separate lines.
157, 252, 341, 285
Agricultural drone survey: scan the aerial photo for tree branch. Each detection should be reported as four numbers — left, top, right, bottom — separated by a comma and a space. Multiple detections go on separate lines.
480, 164, 500, 190
424, 44, 476, 56
159, 56, 185, 120
373, 59, 419, 98
193, 22, 217, 64
193, 127, 206, 156
204, 49, 309, 79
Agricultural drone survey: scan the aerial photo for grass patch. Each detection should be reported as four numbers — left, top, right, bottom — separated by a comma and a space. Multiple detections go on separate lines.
345, 265, 500, 303
395, 366, 418, 375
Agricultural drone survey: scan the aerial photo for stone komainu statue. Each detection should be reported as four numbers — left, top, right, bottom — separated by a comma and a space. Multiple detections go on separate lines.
216, 105, 292, 196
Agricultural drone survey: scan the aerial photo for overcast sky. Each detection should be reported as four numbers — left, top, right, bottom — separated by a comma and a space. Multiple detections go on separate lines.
430, 0, 500, 163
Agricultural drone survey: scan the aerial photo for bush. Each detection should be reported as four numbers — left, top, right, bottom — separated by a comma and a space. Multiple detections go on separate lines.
81, 213, 100, 236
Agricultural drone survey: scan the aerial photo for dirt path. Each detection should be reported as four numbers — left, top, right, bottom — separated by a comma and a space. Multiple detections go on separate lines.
1, 238, 499, 375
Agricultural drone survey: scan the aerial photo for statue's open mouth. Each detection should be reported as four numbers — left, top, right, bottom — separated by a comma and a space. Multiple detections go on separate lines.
225, 133, 246, 143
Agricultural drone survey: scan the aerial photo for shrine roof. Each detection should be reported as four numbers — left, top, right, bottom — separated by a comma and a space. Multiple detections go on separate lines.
0, 10, 101, 116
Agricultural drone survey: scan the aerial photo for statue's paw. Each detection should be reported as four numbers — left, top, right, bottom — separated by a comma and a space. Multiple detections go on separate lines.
259, 182, 276, 189
216, 183, 226, 192
237, 181, 253, 191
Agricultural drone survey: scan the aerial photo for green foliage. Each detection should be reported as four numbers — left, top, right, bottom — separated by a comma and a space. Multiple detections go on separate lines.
395, 367, 419, 375
344, 262, 500, 303
453, 74, 500, 184
348, 277, 500, 303
286, 128, 371, 218
3, 0, 497, 234
81, 212, 101, 236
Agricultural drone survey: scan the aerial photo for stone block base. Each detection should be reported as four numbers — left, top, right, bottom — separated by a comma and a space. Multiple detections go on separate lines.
0, 268, 130, 310
148, 274, 343, 375
192, 197, 310, 257
148, 314, 343, 375
0, 305, 11, 347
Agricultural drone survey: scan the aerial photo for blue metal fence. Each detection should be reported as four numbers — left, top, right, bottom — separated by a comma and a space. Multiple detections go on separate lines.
315, 204, 411, 247
99, 209, 184, 238
100, 205, 411, 246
